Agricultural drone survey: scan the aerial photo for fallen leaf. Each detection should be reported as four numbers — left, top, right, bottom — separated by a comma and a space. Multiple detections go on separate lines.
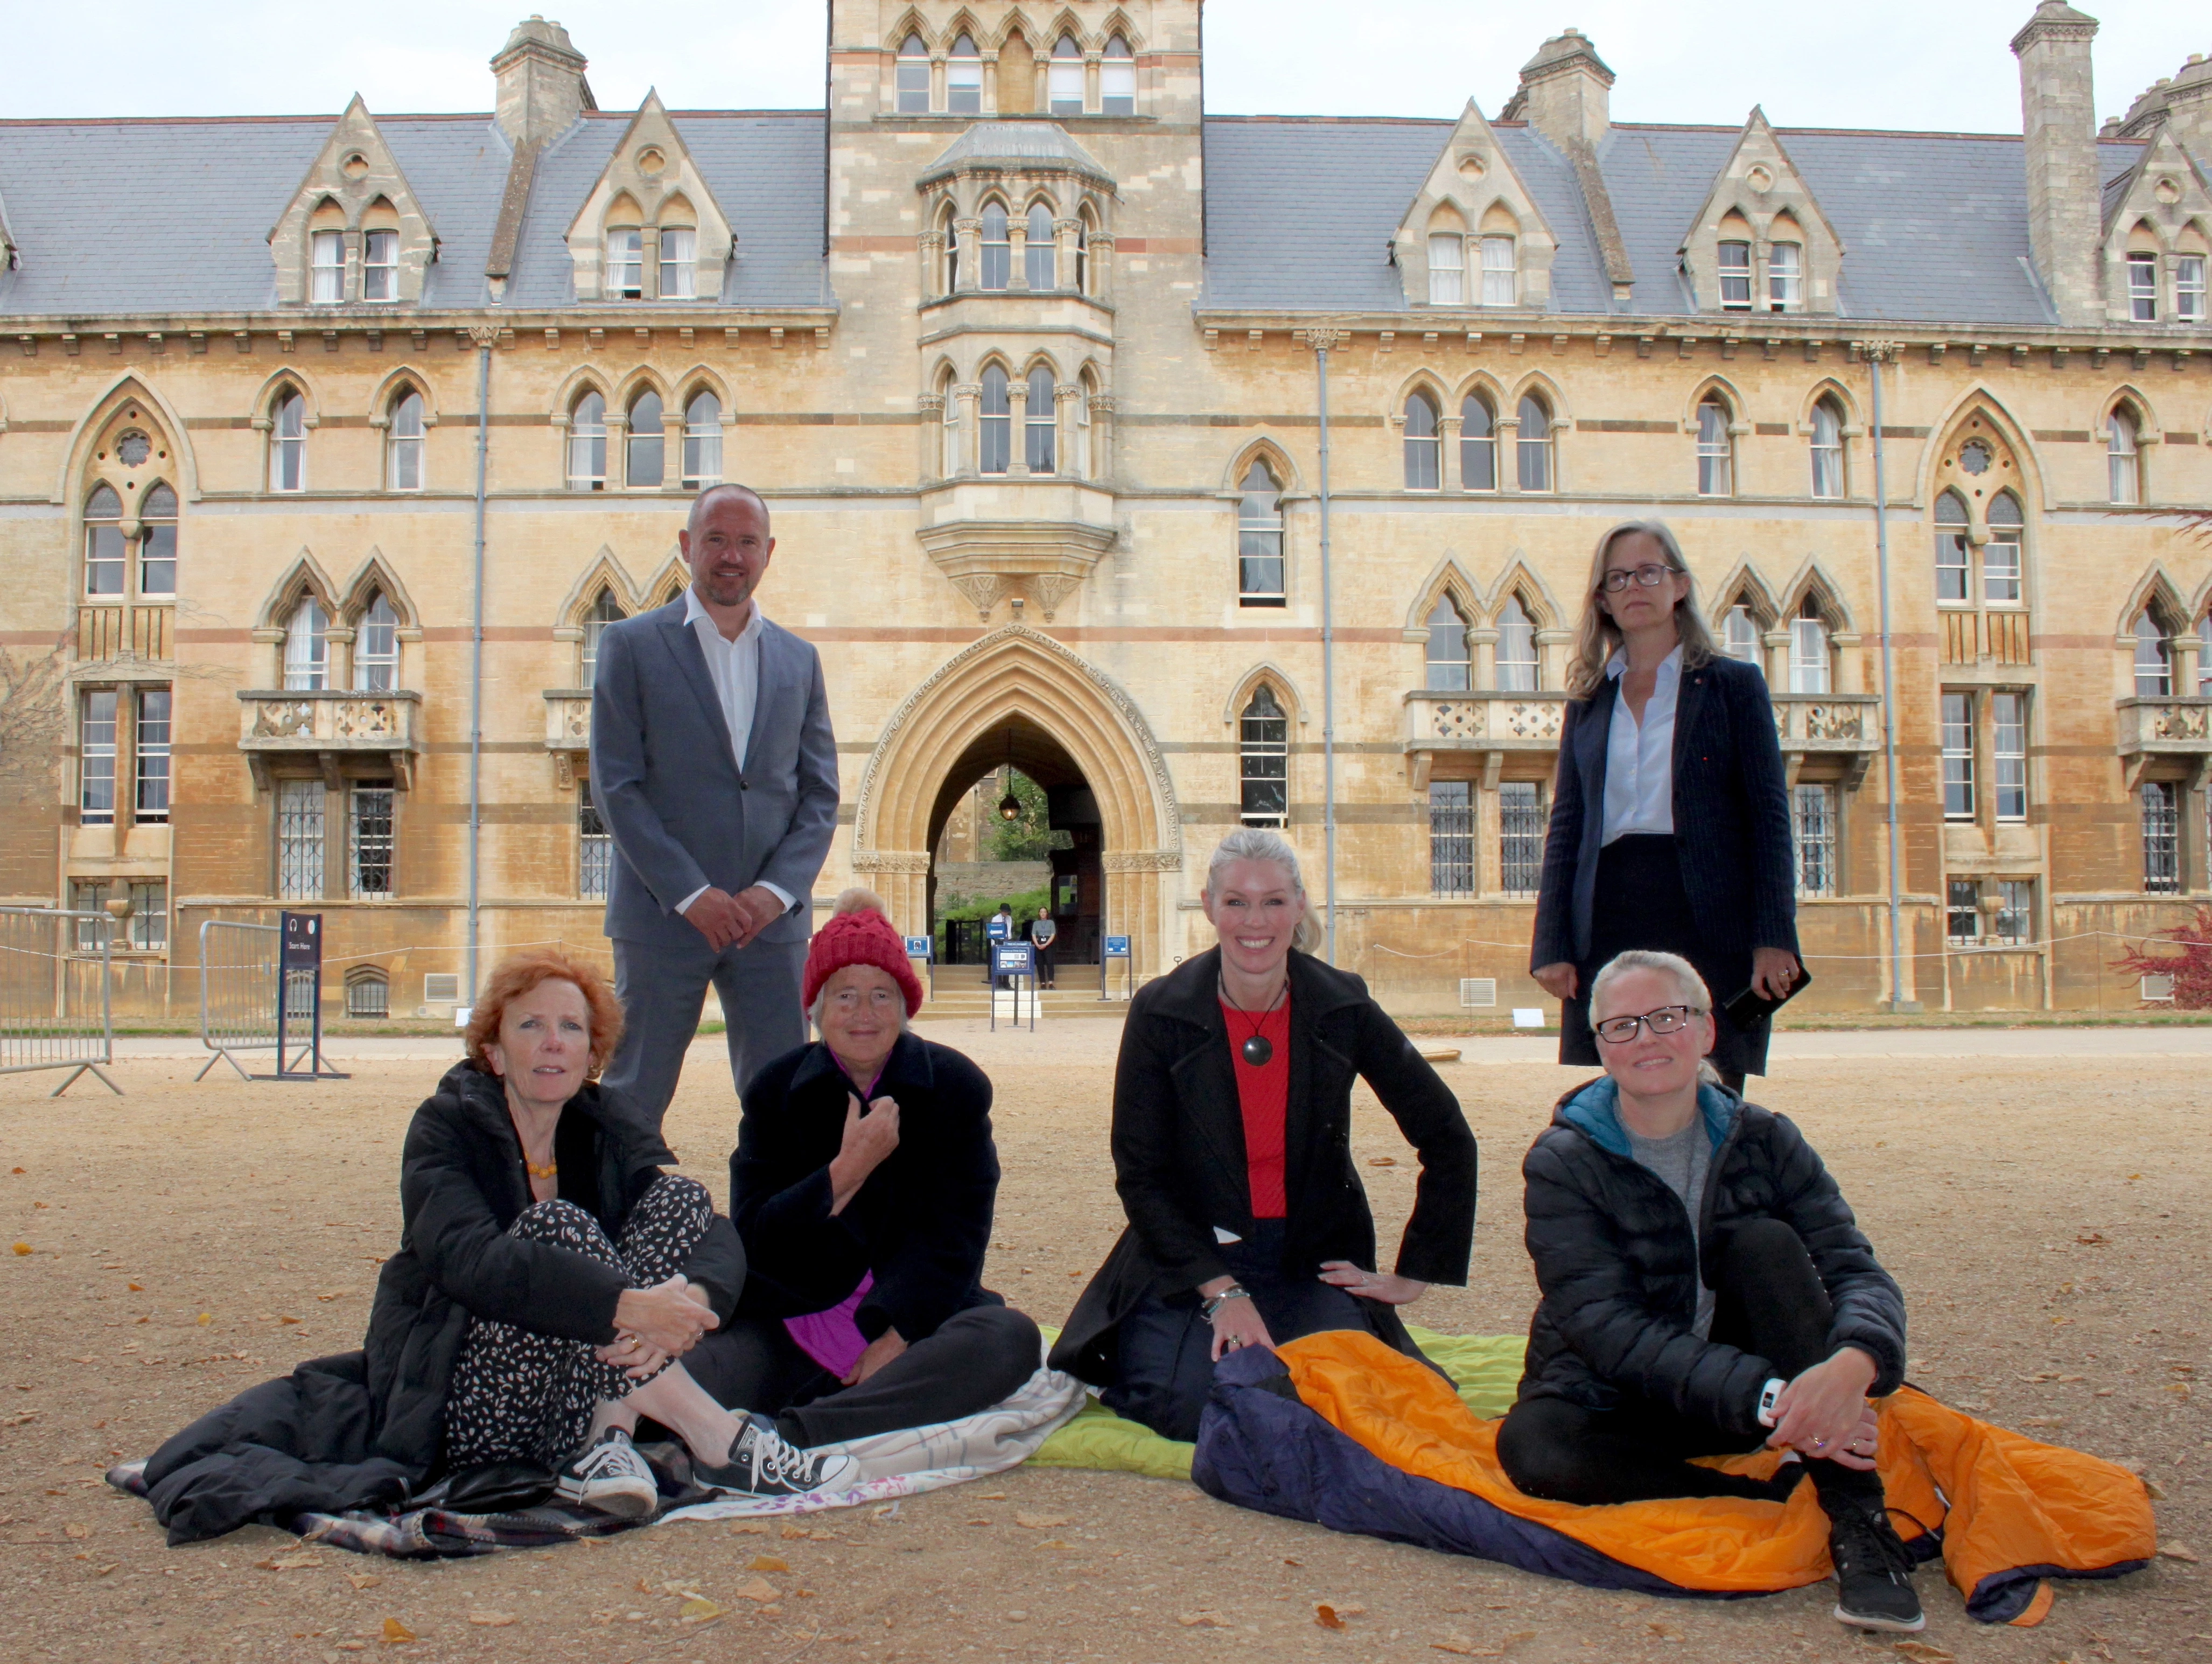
2159, 1542, 2200, 1563
10, 1244, 29, 1257
730, 1523, 767, 1535
1432, 1646, 1476, 1658
1178, 1612, 1231, 1628
279, 1316, 302, 1325
780, 1523, 808, 1539
1014, 1511, 1070, 1529
678, 1599, 723, 1625
197, 1313, 212, 1326
380, 1617, 415, 1644
258, 1551, 324, 1570
127, 1282, 142, 1291
63, 1524, 88, 1540
316, 1290, 354, 1303
9, 1167, 22, 1174
466, 1612, 516, 1627
1316, 1605, 1347, 1631
734, 1577, 781, 1603
747, 1555, 789, 1572
345, 1574, 381, 1591
2076, 1232, 2108, 1245
1892, 1644, 1954, 1662
2146, 1479, 2170, 1500
1647, 1621, 1685, 1640
978, 1492, 1007, 1500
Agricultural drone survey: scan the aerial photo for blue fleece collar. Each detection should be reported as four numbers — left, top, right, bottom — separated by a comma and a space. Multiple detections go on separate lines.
1559, 1076, 1736, 1158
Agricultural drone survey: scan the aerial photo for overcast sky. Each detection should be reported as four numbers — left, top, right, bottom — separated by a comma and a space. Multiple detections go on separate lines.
0, 1, 2194, 133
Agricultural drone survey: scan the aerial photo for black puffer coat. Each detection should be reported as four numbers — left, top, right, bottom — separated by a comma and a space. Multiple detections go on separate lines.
1517, 1076, 1905, 1441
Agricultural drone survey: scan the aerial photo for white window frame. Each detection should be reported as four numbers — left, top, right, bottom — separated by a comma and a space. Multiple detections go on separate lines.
979, 366, 1011, 476
1025, 367, 1057, 474
1425, 597, 1471, 691
1495, 597, 1538, 691
2126, 251, 2158, 323
1428, 234, 1465, 306
1236, 460, 1285, 607
1696, 399, 1733, 496
1809, 401, 1843, 498
1403, 395, 1441, 491
1941, 691, 1975, 822
947, 37, 982, 116
1767, 242, 1803, 311
607, 226, 644, 299
361, 229, 398, 302
2134, 612, 2172, 697
284, 597, 329, 690
138, 485, 177, 598
979, 204, 1011, 291
1723, 604, 1761, 666
350, 785, 395, 900
2179, 254, 2207, 323
682, 390, 723, 487
1934, 495, 1971, 604
1516, 397, 1553, 492
1024, 204, 1056, 290
1101, 37, 1135, 115
79, 689, 117, 826
1460, 396, 1496, 491
626, 391, 665, 489
84, 488, 125, 597
1791, 783, 1835, 897
387, 392, 425, 492
659, 226, 697, 299
1480, 236, 1516, 307
310, 229, 345, 304
355, 595, 399, 692
581, 589, 624, 688
2108, 409, 2141, 505
1237, 688, 1290, 828
1789, 612, 1830, 694
1992, 691, 2027, 823
895, 34, 930, 115
134, 687, 171, 824
271, 391, 307, 492
1048, 37, 1084, 116
568, 393, 608, 492
1718, 240, 1752, 310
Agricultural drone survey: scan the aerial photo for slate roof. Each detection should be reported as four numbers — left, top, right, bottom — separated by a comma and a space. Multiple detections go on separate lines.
0, 110, 828, 317
917, 122, 1115, 188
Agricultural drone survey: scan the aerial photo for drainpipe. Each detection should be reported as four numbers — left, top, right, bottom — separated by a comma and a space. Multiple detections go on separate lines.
1862, 340, 1910, 1012
466, 328, 495, 1002
1307, 325, 1349, 964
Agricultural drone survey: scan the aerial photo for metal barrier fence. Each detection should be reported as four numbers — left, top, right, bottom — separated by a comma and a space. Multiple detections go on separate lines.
0, 907, 120, 1098
197, 919, 281, 1081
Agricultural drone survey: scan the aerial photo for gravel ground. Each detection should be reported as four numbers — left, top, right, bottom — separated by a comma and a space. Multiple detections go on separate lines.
1, 1020, 2203, 1664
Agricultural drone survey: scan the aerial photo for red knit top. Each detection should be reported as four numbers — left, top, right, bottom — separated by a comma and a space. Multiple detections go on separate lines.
1223, 996, 1292, 1219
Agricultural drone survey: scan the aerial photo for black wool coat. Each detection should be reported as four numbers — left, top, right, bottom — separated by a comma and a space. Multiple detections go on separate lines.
1517, 1078, 1906, 1440
1050, 948, 1479, 1385
1528, 651, 1800, 977
730, 1033, 1004, 1344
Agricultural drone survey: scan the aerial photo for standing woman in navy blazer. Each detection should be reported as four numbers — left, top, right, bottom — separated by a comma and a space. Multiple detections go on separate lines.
1528, 520, 1801, 1089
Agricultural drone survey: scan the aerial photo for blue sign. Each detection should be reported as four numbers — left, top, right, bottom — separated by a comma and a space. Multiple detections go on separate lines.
904, 935, 933, 960
1103, 935, 1131, 959
992, 942, 1037, 978
985, 913, 1012, 942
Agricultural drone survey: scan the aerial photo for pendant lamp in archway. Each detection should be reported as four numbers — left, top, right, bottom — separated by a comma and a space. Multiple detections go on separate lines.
996, 729, 1022, 821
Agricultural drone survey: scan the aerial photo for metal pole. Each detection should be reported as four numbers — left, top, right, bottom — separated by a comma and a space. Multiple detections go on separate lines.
466, 331, 494, 1005
1307, 326, 1349, 964
1864, 342, 1908, 1011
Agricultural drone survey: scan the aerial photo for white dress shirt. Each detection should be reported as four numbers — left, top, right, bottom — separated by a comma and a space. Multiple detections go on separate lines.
1600, 645, 1681, 845
674, 588, 794, 918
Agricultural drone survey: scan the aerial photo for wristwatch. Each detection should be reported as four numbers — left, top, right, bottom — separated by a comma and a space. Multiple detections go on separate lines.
1755, 1376, 1787, 1428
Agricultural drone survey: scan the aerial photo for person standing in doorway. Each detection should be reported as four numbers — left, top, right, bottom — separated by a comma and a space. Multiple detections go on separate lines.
1025, 905, 1058, 989
591, 484, 838, 1129
1528, 519, 1800, 1093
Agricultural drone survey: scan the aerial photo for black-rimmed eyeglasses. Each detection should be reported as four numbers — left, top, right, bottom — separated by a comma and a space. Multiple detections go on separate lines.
1599, 563, 1680, 593
1592, 1004, 1703, 1045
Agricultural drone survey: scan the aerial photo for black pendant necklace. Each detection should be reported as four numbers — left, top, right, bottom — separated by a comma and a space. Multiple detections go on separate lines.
1221, 978, 1286, 1067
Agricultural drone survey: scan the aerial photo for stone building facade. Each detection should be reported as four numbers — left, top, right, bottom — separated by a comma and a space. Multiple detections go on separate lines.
0, 1, 2207, 1021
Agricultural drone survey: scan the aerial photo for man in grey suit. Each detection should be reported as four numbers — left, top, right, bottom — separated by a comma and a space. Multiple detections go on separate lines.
590, 484, 837, 1128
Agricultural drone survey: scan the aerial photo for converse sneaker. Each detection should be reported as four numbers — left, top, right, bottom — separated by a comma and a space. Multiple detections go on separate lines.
1825, 1500, 1924, 1632
695, 1413, 858, 1498
554, 1427, 661, 1520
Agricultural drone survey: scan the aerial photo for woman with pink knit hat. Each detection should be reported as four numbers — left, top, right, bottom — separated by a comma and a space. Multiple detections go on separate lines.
683, 890, 1041, 1445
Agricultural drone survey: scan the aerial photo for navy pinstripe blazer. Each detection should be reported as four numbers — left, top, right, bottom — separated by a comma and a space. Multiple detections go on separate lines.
1528, 652, 1798, 974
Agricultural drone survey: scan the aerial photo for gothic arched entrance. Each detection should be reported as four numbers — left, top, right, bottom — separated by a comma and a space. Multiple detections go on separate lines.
849, 625, 1181, 979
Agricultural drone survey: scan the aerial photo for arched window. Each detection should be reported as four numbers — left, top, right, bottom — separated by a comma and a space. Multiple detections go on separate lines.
2134, 611, 2172, 697
362, 209, 400, 303
2108, 406, 2141, 505
582, 589, 624, 687
2201, 611, 2212, 696
1102, 34, 1136, 115
940, 205, 961, 292
1429, 233, 1465, 306
1810, 397, 1844, 498
1049, 34, 1084, 115
1403, 393, 1440, 490
1025, 202, 1056, 290
606, 215, 644, 299
1985, 493, 2023, 605
948, 33, 982, 116
1238, 686, 1289, 827
897, 32, 930, 114
626, 390, 664, 488
938, 370, 962, 476
1696, 396, 1733, 496
139, 484, 177, 597
1237, 459, 1284, 606
1723, 602, 1761, 666
1934, 490, 1970, 602
1025, 366, 1058, 473
387, 390, 424, 491
659, 220, 697, 300
355, 592, 399, 691
1425, 597, 1471, 690
1789, 598, 1830, 695
1495, 596, 1538, 691
346, 967, 390, 1020
1074, 213, 1091, 294
83, 486, 124, 596
284, 596, 329, 690
682, 390, 722, 487
980, 203, 1010, 291
271, 390, 307, 492
1460, 394, 1496, 491
1481, 235, 1517, 306
1516, 395, 1553, 492
979, 366, 1011, 474
568, 391, 607, 491
1074, 373, 1094, 477
310, 222, 346, 304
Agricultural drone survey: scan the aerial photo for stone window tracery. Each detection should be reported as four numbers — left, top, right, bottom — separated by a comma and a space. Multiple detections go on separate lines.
1461, 393, 1497, 491
897, 32, 930, 114
1102, 36, 1136, 115
1403, 392, 1441, 491
948, 34, 982, 116
1237, 458, 1285, 607
568, 391, 607, 491
1049, 35, 1084, 116
387, 390, 425, 491
682, 390, 722, 486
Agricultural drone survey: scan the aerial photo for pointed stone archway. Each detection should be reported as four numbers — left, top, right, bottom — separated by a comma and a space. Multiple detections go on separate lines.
850, 625, 1182, 978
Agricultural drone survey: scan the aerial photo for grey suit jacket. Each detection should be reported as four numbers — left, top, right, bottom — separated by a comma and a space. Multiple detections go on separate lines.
589, 599, 838, 949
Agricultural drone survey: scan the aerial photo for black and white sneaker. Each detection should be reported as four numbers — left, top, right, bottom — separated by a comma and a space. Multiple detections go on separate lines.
695, 1414, 857, 1498
1826, 1501, 1924, 1632
555, 1427, 661, 1520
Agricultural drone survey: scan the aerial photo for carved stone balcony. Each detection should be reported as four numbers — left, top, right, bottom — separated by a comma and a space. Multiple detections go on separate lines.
1403, 689, 1568, 789
916, 480, 1118, 623
237, 690, 420, 792
544, 689, 592, 789
1771, 693, 1882, 787
2118, 696, 2212, 787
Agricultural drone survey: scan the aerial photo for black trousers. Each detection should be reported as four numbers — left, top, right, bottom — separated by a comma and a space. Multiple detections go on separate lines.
1557, 834, 1768, 1084
684, 1304, 1040, 1449
1497, 1218, 1883, 1515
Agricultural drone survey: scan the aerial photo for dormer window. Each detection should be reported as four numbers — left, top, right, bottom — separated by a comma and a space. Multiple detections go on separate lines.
1429, 234, 1464, 305
948, 35, 982, 116
1102, 36, 1135, 115
1025, 203, 1056, 290
2127, 251, 2157, 322
1768, 242, 1802, 311
897, 33, 929, 115
387, 391, 424, 491
310, 230, 345, 304
1050, 36, 1084, 116
981, 204, 1011, 291
607, 225, 644, 299
362, 228, 398, 301
1480, 236, 1515, 306
1718, 240, 1752, 310
2181, 255, 2207, 322
659, 227, 697, 299
271, 390, 307, 492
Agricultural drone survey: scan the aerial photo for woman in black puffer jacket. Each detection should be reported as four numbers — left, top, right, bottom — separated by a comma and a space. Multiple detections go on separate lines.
1500, 950, 1919, 1634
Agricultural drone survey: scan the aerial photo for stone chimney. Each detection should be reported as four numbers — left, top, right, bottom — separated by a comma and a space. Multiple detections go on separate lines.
1501, 27, 1613, 151
2114, 53, 2212, 159
2011, 2, 2102, 326
492, 16, 595, 148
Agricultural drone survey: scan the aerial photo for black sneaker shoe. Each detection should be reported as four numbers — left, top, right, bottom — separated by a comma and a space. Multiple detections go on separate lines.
1826, 1500, 1925, 1632
694, 1414, 858, 1498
